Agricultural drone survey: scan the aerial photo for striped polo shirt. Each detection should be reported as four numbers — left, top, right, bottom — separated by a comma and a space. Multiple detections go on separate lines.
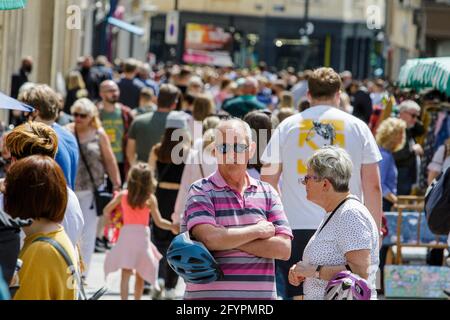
182, 170, 293, 300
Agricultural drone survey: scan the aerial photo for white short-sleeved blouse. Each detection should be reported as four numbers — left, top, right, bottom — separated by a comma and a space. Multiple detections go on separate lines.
302, 198, 380, 300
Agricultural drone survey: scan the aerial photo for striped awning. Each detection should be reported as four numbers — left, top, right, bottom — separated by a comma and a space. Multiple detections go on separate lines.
399, 57, 450, 97
0, 0, 27, 10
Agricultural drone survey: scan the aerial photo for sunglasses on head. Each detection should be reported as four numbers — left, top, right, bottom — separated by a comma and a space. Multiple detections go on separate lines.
216, 143, 249, 154
72, 112, 88, 119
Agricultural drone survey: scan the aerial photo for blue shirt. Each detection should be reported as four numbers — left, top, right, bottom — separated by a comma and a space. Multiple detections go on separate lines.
53, 123, 79, 190
378, 146, 397, 197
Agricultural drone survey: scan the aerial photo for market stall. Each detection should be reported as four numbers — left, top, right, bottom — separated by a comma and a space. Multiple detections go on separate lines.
399, 57, 450, 97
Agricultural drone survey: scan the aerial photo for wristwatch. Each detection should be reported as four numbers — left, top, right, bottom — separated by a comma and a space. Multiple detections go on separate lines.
315, 265, 322, 279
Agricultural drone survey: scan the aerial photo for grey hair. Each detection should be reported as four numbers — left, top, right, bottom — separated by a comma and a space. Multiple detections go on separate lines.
307, 146, 353, 193
398, 100, 421, 114
215, 119, 254, 143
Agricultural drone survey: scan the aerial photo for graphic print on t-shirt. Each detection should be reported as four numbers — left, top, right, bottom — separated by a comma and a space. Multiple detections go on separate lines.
298, 119, 346, 174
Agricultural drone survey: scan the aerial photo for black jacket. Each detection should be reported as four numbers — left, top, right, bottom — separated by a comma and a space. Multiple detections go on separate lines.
393, 122, 425, 177
351, 89, 373, 124
10, 69, 28, 99
0, 211, 31, 286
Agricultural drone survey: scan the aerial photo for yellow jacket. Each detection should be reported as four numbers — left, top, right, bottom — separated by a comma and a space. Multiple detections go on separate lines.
13, 227, 78, 300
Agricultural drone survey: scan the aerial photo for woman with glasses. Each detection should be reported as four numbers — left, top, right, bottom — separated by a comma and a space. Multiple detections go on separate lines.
289, 146, 379, 300
148, 111, 191, 300
66, 98, 121, 276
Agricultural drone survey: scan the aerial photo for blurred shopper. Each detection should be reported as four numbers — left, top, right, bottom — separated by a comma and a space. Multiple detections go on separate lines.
78, 56, 97, 100
19, 84, 79, 191
291, 70, 312, 108
428, 138, 450, 184
278, 91, 295, 110
376, 118, 407, 211
393, 100, 425, 196
9, 57, 33, 127
136, 63, 159, 97
132, 88, 157, 118
148, 111, 190, 300
10, 56, 33, 99
222, 77, 266, 119
172, 129, 217, 228
65, 71, 88, 115
104, 163, 177, 300
191, 95, 216, 142
127, 84, 180, 164
349, 81, 373, 125
98, 80, 134, 183
244, 111, 273, 179
375, 118, 407, 291
116, 59, 145, 110
67, 98, 121, 274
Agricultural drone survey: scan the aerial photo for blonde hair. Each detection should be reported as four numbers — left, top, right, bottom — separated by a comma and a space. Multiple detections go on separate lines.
277, 108, 296, 124
67, 71, 86, 91
376, 118, 407, 152
6, 122, 58, 159
279, 91, 294, 109
202, 116, 220, 133
70, 98, 102, 129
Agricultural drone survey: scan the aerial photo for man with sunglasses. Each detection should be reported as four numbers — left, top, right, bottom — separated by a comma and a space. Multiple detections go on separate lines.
181, 119, 293, 300
393, 100, 425, 196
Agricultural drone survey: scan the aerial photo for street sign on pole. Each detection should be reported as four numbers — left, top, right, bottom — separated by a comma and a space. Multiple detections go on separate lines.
165, 11, 179, 45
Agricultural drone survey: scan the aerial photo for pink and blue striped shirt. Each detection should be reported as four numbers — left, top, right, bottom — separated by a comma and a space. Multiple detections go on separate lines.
182, 170, 293, 300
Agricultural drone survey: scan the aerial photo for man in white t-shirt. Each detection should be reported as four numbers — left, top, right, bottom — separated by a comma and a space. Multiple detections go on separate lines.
261, 67, 383, 300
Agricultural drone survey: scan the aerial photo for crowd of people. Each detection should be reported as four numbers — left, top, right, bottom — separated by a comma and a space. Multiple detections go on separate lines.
0, 53, 449, 301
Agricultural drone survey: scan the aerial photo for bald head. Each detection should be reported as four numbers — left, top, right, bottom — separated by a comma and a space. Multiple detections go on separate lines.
100, 80, 120, 104
100, 80, 118, 92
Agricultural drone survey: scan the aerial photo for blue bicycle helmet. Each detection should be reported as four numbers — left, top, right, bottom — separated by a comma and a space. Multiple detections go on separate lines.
167, 232, 223, 284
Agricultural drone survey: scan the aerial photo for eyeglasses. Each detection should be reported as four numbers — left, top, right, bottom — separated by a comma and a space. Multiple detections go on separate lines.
216, 144, 249, 154
299, 175, 321, 185
72, 112, 88, 119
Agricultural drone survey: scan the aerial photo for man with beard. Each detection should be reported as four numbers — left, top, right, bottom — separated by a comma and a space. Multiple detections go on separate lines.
98, 80, 134, 184
96, 80, 134, 252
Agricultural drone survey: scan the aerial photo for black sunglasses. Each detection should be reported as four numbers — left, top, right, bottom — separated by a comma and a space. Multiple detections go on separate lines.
216, 144, 249, 154
72, 112, 88, 119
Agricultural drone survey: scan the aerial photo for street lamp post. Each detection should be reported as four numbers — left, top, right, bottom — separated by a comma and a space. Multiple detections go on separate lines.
304, 0, 309, 26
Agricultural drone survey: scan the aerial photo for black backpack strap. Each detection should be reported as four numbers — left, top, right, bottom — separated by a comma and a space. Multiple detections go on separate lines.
33, 237, 87, 300
318, 196, 360, 234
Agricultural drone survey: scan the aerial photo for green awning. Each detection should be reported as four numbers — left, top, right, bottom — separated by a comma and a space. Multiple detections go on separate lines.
399, 57, 450, 97
0, 0, 27, 10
